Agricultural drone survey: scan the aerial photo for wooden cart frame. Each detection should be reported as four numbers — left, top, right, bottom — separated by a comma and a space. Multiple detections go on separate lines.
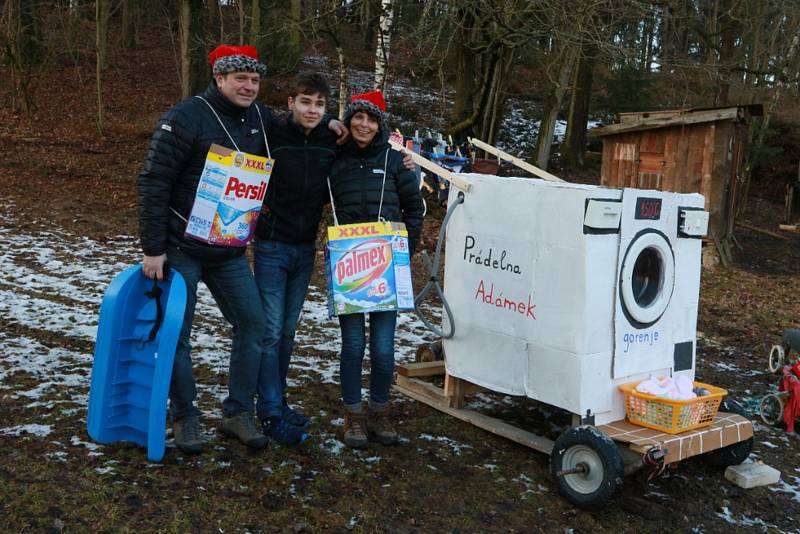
394, 359, 754, 508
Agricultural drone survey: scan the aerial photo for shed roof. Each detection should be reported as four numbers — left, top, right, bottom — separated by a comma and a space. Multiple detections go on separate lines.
589, 104, 763, 137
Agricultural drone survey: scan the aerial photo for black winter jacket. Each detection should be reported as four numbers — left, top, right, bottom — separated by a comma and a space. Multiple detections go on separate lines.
254, 115, 338, 244
328, 132, 424, 253
138, 81, 274, 261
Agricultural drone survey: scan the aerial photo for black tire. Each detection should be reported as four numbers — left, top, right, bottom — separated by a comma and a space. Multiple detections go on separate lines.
550, 426, 624, 509
706, 398, 753, 467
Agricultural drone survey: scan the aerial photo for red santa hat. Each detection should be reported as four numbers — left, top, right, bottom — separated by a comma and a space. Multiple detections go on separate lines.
208, 44, 267, 76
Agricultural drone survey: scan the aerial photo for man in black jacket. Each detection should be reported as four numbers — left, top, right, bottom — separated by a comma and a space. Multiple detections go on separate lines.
138, 44, 275, 454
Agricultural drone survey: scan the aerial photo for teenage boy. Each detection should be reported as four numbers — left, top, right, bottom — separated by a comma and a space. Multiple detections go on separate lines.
253, 73, 336, 445
254, 74, 413, 445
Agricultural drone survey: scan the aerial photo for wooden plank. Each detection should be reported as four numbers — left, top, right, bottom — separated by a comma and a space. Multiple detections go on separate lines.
394, 377, 555, 455
444, 373, 466, 409
395, 375, 448, 405
468, 137, 565, 182
591, 108, 740, 137
737, 221, 791, 240
397, 361, 445, 377
599, 413, 753, 465
779, 224, 800, 233
389, 141, 472, 192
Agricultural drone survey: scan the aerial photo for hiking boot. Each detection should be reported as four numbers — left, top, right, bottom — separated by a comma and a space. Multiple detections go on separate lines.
218, 413, 268, 449
173, 416, 204, 454
282, 401, 311, 429
343, 410, 368, 449
262, 417, 308, 446
369, 405, 399, 445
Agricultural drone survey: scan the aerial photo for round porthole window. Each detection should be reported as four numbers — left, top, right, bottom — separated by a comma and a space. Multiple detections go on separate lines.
619, 231, 675, 327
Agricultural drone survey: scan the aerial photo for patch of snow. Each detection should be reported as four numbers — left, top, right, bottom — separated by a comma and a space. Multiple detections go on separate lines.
0, 424, 52, 437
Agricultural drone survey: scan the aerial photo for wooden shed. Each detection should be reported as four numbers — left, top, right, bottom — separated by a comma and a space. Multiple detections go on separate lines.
590, 105, 762, 263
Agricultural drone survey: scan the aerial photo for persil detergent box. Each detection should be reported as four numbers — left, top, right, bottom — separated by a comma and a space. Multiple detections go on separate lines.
325, 221, 414, 316
185, 143, 273, 247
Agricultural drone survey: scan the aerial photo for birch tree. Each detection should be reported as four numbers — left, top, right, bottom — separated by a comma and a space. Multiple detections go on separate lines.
374, 0, 393, 91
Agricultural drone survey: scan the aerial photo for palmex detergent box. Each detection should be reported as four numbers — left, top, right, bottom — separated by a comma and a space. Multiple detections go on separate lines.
325, 221, 415, 316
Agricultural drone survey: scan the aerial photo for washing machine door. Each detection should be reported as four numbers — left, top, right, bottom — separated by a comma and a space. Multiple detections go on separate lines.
618, 230, 675, 327
612, 191, 678, 379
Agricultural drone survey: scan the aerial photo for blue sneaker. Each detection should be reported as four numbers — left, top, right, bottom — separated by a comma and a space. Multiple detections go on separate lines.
262, 417, 308, 446
282, 402, 311, 429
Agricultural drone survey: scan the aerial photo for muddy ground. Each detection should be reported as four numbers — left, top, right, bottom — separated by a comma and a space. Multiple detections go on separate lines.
2, 34, 800, 534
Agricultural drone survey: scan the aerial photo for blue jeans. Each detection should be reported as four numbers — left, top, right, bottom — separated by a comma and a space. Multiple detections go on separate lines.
254, 240, 316, 419
167, 247, 266, 421
338, 311, 398, 409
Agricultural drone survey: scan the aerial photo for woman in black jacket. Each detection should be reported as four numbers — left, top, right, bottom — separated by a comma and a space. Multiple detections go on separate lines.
328, 90, 424, 448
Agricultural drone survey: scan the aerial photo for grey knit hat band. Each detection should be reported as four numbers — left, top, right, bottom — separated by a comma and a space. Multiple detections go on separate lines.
213, 54, 267, 77
344, 99, 389, 136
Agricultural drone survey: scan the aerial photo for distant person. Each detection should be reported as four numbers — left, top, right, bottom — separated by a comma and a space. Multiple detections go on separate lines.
327, 90, 424, 448
137, 45, 344, 454
252, 75, 414, 446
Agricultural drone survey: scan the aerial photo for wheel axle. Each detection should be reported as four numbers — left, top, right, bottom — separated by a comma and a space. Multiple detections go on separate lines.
556, 462, 589, 477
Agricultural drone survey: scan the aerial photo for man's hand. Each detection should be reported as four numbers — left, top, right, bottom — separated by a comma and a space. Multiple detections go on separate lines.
143, 253, 167, 280
329, 119, 349, 145
401, 150, 415, 171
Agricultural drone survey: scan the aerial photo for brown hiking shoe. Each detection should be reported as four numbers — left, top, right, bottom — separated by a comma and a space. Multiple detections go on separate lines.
173, 416, 204, 454
343, 411, 368, 449
218, 413, 268, 449
369, 405, 399, 445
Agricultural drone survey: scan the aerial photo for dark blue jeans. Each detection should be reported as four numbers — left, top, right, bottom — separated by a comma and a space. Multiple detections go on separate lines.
253, 240, 316, 419
338, 311, 398, 409
167, 247, 266, 421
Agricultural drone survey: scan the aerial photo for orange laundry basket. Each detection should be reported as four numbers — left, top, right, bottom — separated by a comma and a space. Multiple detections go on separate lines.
618, 381, 727, 434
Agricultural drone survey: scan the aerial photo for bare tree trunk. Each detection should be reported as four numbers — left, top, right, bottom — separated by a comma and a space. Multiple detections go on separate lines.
562, 45, 595, 168
451, 9, 475, 128
374, 0, 393, 91
179, 0, 207, 98
533, 47, 577, 170
96, 0, 109, 70
337, 46, 347, 120
96, 0, 109, 132
237, 0, 246, 45
249, 0, 260, 44
121, 0, 138, 48
206, 0, 221, 43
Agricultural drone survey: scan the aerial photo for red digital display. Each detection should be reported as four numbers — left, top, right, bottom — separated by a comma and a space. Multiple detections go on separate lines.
635, 197, 662, 220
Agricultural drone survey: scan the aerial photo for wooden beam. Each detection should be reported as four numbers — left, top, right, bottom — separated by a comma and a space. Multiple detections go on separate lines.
779, 224, 800, 234
736, 221, 791, 241
393, 377, 555, 455
468, 137, 565, 182
397, 361, 445, 377
395, 375, 449, 405
590, 108, 740, 137
444, 373, 466, 409
389, 141, 472, 192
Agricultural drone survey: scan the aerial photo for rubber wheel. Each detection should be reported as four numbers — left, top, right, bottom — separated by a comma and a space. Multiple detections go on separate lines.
550, 426, 624, 509
706, 398, 753, 467
759, 393, 786, 426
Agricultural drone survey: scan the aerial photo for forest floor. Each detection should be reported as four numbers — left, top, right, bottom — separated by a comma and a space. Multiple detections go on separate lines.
2, 29, 800, 534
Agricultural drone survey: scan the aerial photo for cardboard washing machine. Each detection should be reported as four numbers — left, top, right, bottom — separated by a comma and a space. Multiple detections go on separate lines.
442, 174, 710, 425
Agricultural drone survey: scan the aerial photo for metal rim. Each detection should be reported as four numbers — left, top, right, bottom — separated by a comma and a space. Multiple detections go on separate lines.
768, 345, 785, 373
561, 444, 604, 494
759, 393, 785, 426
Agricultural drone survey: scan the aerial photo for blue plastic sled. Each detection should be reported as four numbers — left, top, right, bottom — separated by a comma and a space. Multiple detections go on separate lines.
87, 265, 187, 462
